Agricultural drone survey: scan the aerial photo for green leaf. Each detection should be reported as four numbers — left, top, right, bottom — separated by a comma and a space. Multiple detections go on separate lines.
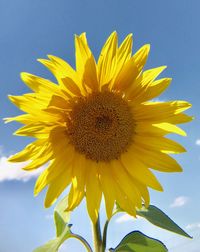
112, 231, 168, 252
33, 225, 72, 252
136, 205, 192, 238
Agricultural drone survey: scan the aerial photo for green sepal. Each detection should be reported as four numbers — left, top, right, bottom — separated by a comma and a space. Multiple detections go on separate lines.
136, 205, 192, 238
33, 196, 71, 252
54, 196, 70, 223
54, 196, 70, 237
110, 231, 168, 252
33, 239, 59, 252
54, 211, 67, 237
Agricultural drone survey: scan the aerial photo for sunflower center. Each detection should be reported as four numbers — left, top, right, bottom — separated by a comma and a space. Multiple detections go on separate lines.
95, 115, 112, 131
67, 91, 134, 162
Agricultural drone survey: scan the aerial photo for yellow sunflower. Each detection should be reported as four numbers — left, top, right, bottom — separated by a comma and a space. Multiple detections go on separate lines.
7, 32, 192, 223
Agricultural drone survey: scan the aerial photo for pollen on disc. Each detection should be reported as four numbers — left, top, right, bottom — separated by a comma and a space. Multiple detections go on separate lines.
67, 91, 135, 162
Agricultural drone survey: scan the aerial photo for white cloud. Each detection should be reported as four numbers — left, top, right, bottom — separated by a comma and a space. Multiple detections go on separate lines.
116, 213, 133, 223
186, 222, 200, 230
195, 139, 200, 146
0, 156, 44, 182
152, 98, 165, 102
170, 196, 189, 208
45, 214, 53, 220
115, 213, 142, 223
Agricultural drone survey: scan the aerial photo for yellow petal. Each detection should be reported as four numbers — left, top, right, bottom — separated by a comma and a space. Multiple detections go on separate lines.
128, 66, 167, 95
133, 101, 192, 122
9, 95, 41, 111
67, 154, 86, 211
139, 78, 171, 102
110, 160, 142, 208
133, 180, 150, 207
4, 114, 37, 124
121, 153, 163, 191
97, 31, 118, 87
34, 160, 57, 196
47, 55, 77, 78
141, 66, 167, 85
48, 95, 70, 110
132, 145, 183, 172
19, 142, 53, 171
8, 139, 46, 162
39, 55, 81, 91
134, 135, 186, 154
86, 160, 102, 223
99, 162, 115, 219
20, 72, 60, 94
14, 123, 55, 138
135, 122, 186, 136
49, 126, 71, 155
166, 113, 194, 124
22, 156, 50, 171
113, 179, 137, 217
44, 167, 72, 208
61, 77, 82, 96
37, 58, 57, 77
113, 34, 133, 79
75, 34, 99, 91
8, 95, 60, 122
113, 44, 150, 91
34, 145, 75, 195
117, 34, 133, 66
129, 78, 171, 103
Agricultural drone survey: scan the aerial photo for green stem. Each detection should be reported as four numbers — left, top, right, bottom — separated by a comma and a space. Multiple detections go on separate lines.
70, 233, 93, 252
92, 215, 103, 252
102, 220, 109, 252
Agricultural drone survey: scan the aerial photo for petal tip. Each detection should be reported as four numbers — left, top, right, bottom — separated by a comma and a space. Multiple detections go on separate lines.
8, 95, 16, 103
145, 44, 151, 52
3, 117, 9, 124
7, 156, 14, 162
37, 58, 46, 63
47, 54, 54, 60
20, 72, 27, 80
33, 189, 39, 197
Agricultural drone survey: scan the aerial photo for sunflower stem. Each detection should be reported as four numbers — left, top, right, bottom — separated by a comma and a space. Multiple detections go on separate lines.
102, 219, 109, 252
70, 233, 93, 252
92, 215, 103, 252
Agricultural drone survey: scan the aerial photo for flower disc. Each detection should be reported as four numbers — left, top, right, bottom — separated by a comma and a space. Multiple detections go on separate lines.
67, 91, 134, 162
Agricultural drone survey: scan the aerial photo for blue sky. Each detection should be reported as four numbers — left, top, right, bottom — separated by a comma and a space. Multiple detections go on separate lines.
0, 0, 200, 251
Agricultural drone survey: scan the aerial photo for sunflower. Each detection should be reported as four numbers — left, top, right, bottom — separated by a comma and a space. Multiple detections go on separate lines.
7, 32, 192, 223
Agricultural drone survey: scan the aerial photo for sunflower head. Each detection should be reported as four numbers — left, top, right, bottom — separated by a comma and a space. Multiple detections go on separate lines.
7, 32, 192, 223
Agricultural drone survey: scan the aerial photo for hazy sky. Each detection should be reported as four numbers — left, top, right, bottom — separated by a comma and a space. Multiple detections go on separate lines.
0, 0, 200, 251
